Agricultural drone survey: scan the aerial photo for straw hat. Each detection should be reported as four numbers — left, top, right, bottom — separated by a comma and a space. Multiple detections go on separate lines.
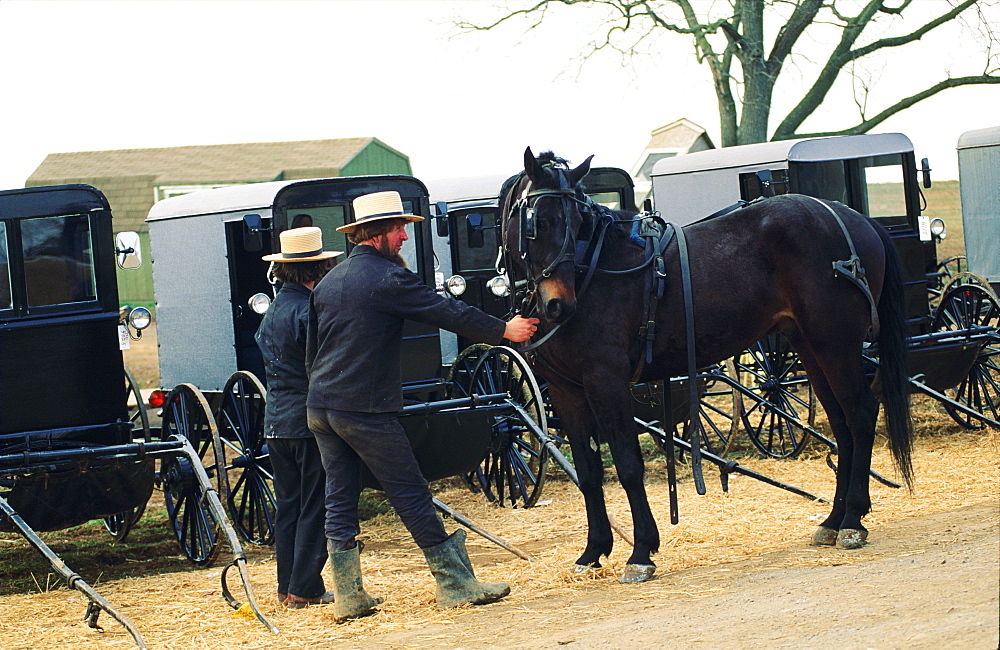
262, 227, 342, 262
337, 191, 424, 233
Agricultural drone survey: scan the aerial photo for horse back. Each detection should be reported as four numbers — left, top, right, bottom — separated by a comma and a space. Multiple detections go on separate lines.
643, 194, 886, 378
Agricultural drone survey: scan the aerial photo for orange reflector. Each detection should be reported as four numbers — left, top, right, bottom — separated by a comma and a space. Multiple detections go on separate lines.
148, 390, 168, 408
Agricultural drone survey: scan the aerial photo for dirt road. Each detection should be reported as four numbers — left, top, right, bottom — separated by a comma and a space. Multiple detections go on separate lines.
359, 500, 999, 649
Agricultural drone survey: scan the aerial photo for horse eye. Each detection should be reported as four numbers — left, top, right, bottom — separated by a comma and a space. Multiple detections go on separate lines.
536, 219, 550, 232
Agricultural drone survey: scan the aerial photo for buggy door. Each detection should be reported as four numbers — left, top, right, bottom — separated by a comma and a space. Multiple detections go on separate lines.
225, 220, 273, 380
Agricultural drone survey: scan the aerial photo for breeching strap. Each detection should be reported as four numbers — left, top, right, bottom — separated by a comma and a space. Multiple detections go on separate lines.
807, 196, 880, 338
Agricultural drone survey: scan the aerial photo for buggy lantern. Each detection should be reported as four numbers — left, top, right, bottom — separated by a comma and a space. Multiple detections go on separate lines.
446, 274, 467, 296
487, 274, 510, 297
248, 292, 271, 314
128, 306, 152, 331
929, 217, 946, 239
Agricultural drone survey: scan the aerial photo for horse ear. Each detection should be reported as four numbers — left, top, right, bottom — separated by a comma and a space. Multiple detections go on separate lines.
524, 146, 542, 183
568, 154, 594, 186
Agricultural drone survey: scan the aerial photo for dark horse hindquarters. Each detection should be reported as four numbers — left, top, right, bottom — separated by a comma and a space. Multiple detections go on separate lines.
503, 149, 912, 582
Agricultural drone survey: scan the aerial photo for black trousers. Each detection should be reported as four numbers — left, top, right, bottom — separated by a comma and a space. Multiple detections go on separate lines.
268, 436, 328, 598
308, 408, 448, 550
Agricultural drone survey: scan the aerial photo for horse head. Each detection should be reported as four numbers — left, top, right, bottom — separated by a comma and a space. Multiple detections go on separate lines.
502, 147, 593, 324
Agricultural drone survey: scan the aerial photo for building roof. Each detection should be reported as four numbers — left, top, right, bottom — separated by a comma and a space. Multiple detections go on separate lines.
27, 137, 379, 185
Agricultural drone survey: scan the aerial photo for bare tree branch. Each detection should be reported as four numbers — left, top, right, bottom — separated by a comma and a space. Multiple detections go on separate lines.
789, 74, 1000, 138
456, 0, 1000, 147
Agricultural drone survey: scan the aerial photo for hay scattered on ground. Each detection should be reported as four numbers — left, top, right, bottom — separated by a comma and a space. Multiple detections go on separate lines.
1, 398, 997, 648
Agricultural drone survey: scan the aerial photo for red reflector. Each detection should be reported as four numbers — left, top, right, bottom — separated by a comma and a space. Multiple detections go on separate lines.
148, 390, 168, 408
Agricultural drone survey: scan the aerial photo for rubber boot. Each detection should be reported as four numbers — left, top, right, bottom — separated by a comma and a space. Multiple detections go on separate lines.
327, 542, 381, 622
422, 529, 510, 608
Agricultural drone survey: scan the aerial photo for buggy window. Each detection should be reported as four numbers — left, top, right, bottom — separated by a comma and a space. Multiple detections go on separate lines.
588, 191, 622, 210
859, 154, 906, 219
454, 209, 499, 272
0, 221, 10, 309
20, 215, 97, 307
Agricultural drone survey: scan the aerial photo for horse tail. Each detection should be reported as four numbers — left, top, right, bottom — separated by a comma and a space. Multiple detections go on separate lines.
872, 220, 914, 488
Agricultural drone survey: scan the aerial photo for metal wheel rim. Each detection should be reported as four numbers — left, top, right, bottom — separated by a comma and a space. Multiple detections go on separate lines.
216, 371, 275, 546
160, 384, 222, 565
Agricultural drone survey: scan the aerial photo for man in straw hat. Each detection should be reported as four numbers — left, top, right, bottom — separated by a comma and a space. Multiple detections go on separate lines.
257, 226, 342, 609
307, 190, 539, 621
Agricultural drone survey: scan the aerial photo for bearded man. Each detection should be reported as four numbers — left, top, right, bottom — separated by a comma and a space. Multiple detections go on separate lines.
306, 190, 537, 622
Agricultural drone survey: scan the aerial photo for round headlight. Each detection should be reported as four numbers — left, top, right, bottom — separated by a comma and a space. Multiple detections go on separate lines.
128, 306, 152, 330
249, 292, 272, 315
446, 275, 467, 296
487, 275, 510, 297
929, 217, 946, 238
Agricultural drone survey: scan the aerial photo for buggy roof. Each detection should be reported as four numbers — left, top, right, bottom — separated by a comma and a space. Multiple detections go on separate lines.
0, 184, 110, 220
957, 126, 1000, 150
651, 133, 914, 177
146, 180, 301, 222
426, 174, 510, 208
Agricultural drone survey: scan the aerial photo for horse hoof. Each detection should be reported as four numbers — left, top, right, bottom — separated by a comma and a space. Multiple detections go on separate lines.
811, 526, 838, 546
620, 564, 655, 584
572, 564, 596, 574
837, 529, 868, 549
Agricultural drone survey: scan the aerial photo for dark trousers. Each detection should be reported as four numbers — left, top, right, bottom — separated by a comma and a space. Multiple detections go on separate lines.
308, 408, 448, 550
268, 437, 328, 598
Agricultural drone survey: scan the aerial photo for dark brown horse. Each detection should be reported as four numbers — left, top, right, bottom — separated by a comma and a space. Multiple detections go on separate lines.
501, 148, 912, 583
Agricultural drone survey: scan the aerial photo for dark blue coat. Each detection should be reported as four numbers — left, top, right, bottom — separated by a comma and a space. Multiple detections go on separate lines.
256, 281, 312, 439
306, 245, 505, 413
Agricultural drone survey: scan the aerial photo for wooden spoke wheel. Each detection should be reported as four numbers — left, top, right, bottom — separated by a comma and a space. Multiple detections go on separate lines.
103, 367, 151, 542
932, 282, 1000, 429
215, 371, 275, 546
159, 383, 222, 565
732, 333, 814, 458
448, 345, 549, 508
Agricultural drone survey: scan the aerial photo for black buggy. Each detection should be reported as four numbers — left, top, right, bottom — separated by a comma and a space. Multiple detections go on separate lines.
142, 175, 553, 559
649, 132, 999, 458
0, 184, 277, 648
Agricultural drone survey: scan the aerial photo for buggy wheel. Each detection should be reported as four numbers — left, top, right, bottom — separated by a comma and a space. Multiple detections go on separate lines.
932, 283, 1000, 429
733, 334, 814, 458
215, 371, 275, 546
159, 383, 222, 565
929, 255, 967, 305
448, 345, 549, 508
103, 367, 151, 541
671, 362, 742, 458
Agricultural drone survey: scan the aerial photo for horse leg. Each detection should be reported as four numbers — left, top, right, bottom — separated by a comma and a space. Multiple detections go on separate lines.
792, 347, 853, 546
547, 383, 614, 569
603, 423, 660, 583
795, 340, 879, 549
588, 387, 660, 583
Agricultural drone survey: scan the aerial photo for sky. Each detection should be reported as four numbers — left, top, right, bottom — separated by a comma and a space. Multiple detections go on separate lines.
1, 0, 997, 192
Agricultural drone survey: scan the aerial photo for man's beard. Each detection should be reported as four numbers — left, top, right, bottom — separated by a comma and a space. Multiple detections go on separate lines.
376, 235, 407, 268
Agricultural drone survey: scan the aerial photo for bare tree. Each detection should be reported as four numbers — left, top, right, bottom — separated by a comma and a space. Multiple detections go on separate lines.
457, 1, 1000, 146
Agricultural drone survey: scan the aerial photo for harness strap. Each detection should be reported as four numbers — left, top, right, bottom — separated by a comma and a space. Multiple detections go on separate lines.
806, 197, 880, 337
674, 226, 707, 496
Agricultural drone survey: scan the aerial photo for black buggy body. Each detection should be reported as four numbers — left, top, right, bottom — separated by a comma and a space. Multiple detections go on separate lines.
0, 184, 153, 532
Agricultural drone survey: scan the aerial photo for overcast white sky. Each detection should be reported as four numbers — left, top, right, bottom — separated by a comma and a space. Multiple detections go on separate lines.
1, 1, 997, 192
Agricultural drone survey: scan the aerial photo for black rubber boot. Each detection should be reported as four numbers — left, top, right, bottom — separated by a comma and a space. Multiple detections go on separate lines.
327, 542, 382, 623
422, 529, 510, 608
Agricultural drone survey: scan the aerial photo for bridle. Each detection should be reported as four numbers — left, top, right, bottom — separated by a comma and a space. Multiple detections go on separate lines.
504, 165, 592, 298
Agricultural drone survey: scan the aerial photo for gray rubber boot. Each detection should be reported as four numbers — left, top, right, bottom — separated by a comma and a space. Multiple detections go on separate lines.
422, 529, 510, 608
327, 542, 382, 623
